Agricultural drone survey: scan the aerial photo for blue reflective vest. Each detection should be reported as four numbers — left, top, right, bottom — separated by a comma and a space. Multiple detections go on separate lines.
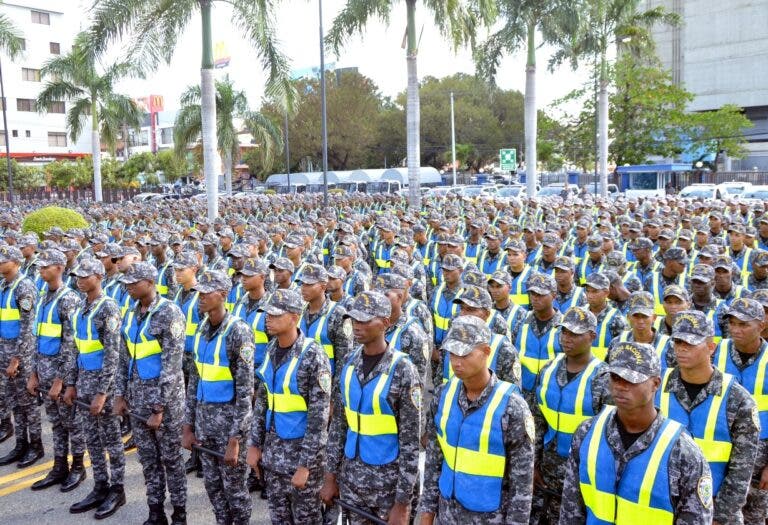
73, 297, 109, 371
430, 285, 461, 346
122, 299, 167, 380
0, 274, 24, 339
554, 287, 585, 314
435, 377, 516, 513
516, 323, 562, 392
714, 339, 768, 439
35, 286, 69, 356
341, 350, 405, 465
194, 316, 238, 403
300, 302, 339, 373
174, 289, 200, 353
233, 299, 268, 370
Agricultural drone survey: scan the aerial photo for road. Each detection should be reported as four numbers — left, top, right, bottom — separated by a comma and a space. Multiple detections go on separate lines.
0, 417, 271, 525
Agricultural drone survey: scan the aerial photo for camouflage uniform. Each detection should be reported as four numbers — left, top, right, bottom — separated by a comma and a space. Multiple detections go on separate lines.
116, 263, 187, 511
327, 292, 422, 524
250, 290, 331, 525
184, 271, 255, 525
299, 295, 352, 379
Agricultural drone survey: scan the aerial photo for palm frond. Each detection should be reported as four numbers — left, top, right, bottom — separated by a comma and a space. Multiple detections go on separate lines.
0, 13, 24, 59
173, 105, 202, 157
66, 98, 93, 143
243, 110, 283, 173
325, 0, 391, 56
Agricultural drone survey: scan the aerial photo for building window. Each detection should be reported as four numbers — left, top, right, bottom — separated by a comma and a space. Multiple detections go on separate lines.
16, 99, 35, 112
25, 130, 31, 138
22, 68, 41, 82
31, 11, 50, 25
160, 127, 173, 145
49, 42, 60, 54
48, 101, 65, 114
12, 130, 18, 138
48, 132, 67, 147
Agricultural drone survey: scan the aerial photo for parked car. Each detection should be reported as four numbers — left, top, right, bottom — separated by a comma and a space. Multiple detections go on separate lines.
715, 181, 752, 199
742, 185, 768, 201
679, 183, 717, 199
132, 192, 159, 202
538, 184, 579, 198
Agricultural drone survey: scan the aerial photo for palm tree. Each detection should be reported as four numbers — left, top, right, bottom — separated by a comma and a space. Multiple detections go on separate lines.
0, 7, 24, 200
474, 1, 579, 197
89, 0, 293, 220
36, 33, 142, 201
327, 0, 493, 210
173, 77, 283, 194
551, 0, 678, 196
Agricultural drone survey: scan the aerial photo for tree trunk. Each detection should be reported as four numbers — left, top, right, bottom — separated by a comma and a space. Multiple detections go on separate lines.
405, 0, 420, 211
598, 78, 609, 197
92, 102, 102, 202
224, 148, 233, 195
524, 21, 537, 197
200, 0, 219, 219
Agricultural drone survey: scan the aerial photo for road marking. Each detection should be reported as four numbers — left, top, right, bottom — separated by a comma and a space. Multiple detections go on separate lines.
0, 461, 55, 486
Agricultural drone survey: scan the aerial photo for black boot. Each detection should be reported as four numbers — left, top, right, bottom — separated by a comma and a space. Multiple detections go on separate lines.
142, 503, 168, 525
170, 506, 186, 525
69, 481, 109, 513
61, 454, 86, 492
31, 455, 68, 490
94, 483, 126, 520
0, 434, 27, 466
17, 437, 44, 468
0, 417, 12, 444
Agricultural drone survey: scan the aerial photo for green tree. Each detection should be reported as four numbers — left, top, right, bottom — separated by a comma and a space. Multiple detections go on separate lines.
174, 76, 281, 194
0, 161, 44, 191
684, 105, 753, 171
36, 32, 142, 201
155, 149, 189, 183
91, 0, 294, 219
119, 151, 156, 182
45, 161, 87, 189
328, 0, 494, 209
0, 5, 24, 198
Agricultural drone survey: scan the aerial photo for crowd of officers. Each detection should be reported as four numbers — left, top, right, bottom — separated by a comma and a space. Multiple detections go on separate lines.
0, 190, 767, 524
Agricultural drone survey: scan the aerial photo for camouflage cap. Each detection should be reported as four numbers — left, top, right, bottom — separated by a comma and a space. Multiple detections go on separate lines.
724, 298, 765, 323
345, 291, 391, 322
72, 258, 105, 277
297, 263, 328, 284
629, 238, 653, 251
17, 234, 38, 247
752, 289, 768, 308
443, 315, 492, 357
658, 228, 674, 240
677, 229, 693, 241
227, 244, 250, 259
527, 272, 557, 295
713, 255, 733, 270
64, 228, 84, 238
390, 263, 414, 280
560, 307, 597, 334
608, 342, 661, 383
553, 255, 574, 271
35, 249, 66, 267
759, 214, 768, 225
505, 238, 526, 252
327, 265, 346, 281
282, 234, 304, 250
168, 234, 183, 246
152, 233, 171, 245
270, 257, 295, 272
202, 232, 218, 246
173, 251, 199, 270
120, 261, 158, 284
587, 236, 603, 253
240, 257, 269, 276
461, 269, 487, 287
663, 284, 690, 302
193, 270, 232, 294
259, 288, 304, 315
120, 245, 141, 258
605, 250, 626, 268
3, 230, 18, 240
662, 247, 688, 263
95, 243, 123, 258
671, 310, 714, 345
627, 291, 655, 316
690, 263, 715, 282
218, 227, 235, 239
441, 254, 464, 271
602, 270, 621, 285
576, 218, 591, 229
0, 245, 23, 264
585, 272, 610, 291
453, 285, 493, 310
728, 222, 746, 234
60, 239, 81, 252
487, 270, 512, 287
46, 226, 65, 237
373, 272, 408, 291
484, 225, 502, 240
753, 250, 768, 267
542, 233, 562, 248
333, 244, 355, 259
628, 221, 642, 233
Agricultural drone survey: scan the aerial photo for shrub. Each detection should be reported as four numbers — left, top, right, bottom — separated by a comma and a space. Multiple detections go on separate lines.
22, 206, 89, 239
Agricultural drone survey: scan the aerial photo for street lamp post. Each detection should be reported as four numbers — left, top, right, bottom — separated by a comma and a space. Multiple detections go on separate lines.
318, 0, 329, 208
450, 92, 456, 186
0, 57, 14, 204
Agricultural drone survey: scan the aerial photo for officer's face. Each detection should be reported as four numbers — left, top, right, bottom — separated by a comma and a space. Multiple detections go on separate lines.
274, 269, 292, 286
585, 286, 609, 308
658, 238, 672, 250
485, 237, 500, 252
576, 226, 587, 239
174, 267, 196, 287
76, 274, 100, 294
728, 317, 765, 349
241, 273, 265, 292
449, 344, 491, 380
458, 304, 489, 322
38, 264, 63, 284
198, 290, 225, 314
351, 317, 389, 344
542, 244, 556, 259
125, 279, 154, 301
709, 217, 721, 230
300, 281, 325, 302
442, 267, 461, 285
673, 337, 715, 371
714, 267, 731, 288
760, 222, 768, 236
265, 311, 298, 335
487, 281, 510, 303
629, 312, 654, 333
678, 238, 692, 250
554, 267, 573, 287
326, 278, 342, 295
754, 264, 768, 280
663, 296, 689, 318
529, 291, 554, 313
560, 327, 595, 356
506, 249, 525, 270
383, 289, 404, 313
729, 231, 744, 248
609, 374, 660, 411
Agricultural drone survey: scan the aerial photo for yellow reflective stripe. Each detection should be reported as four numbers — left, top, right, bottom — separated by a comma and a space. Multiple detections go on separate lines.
185, 292, 199, 336
754, 349, 768, 411
519, 325, 556, 375
74, 297, 107, 353
38, 322, 61, 337
581, 407, 614, 520
539, 356, 600, 433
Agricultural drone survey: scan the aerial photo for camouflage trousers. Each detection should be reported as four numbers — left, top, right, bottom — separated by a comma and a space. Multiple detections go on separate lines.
182, 352, 195, 390
743, 483, 768, 525
0, 340, 41, 440
37, 356, 84, 457
74, 383, 125, 485
133, 411, 186, 508
263, 467, 323, 525
198, 435, 251, 525
338, 464, 399, 525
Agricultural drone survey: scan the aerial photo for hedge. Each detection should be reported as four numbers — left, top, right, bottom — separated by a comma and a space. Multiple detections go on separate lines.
22, 206, 89, 239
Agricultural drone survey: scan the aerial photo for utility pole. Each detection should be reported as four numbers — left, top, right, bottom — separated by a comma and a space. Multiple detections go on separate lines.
450, 92, 457, 186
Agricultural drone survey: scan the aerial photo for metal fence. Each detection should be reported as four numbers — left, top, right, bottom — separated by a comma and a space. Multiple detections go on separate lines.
539, 171, 768, 189
0, 187, 141, 203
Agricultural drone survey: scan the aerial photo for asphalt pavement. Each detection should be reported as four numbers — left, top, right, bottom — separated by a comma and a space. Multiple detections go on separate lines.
0, 417, 271, 525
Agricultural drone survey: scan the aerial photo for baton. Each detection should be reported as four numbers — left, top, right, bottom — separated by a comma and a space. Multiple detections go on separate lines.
334, 499, 388, 525
38, 388, 225, 459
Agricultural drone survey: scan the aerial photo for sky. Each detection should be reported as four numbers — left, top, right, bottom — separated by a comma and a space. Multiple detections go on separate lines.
111, 0, 592, 115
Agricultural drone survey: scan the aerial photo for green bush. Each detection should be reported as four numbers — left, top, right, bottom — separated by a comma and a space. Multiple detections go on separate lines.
264, 189, 276, 195
22, 206, 89, 239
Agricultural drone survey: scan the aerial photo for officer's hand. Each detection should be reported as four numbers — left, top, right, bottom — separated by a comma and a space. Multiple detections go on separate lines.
291, 465, 309, 490
48, 378, 63, 401
419, 513, 435, 525
90, 392, 107, 416
533, 467, 547, 489
387, 502, 409, 525
146, 412, 163, 431
113, 396, 128, 416
246, 446, 262, 471
431, 348, 440, 363
761, 465, 768, 490
63, 386, 76, 407
224, 437, 239, 467
26, 372, 39, 396
319, 472, 338, 506
6, 357, 19, 378
181, 426, 199, 451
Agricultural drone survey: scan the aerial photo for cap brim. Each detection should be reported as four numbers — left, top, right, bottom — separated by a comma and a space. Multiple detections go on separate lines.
441, 265, 461, 271
443, 339, 475, 357
628, 308, 654, 317
487, 276, 510, 286
528, 286, 554, 295
262, 306, 288, 316
72, 270, 99, 278
553, 264, 572, 271
671, 332, 708, 345
724, 310, 761, 322
559, 321, 593, 335
345, 310, 375, 323
192, 284, 218, 293
608, 366, 652, 384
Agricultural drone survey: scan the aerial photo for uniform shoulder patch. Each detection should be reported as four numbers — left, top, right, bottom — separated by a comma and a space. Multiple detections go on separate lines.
106, 315, 120, 333
240, 343, 254, 364
421, 342, 429, 361
524, 415, 535, 443
513, 359, 522, 383
410, 386, 422, 411
170, 319, 184, 339
752, 405, 761, 432
19, 296, 33, 311
342, 319, 353, 338
318, 370, 332, 394
697, 475, 713, 509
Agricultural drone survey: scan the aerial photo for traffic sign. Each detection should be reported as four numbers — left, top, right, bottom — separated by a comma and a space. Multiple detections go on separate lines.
500, 148, 517, 171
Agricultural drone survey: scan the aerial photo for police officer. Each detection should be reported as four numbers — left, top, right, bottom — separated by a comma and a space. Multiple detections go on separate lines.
584, 273, 627, 361
552, 256, 586, 314
610, 291, 674, 374
558, 341, 713, 524
115, 262, 187, 525
26, 249, 86, 491
64, 258, 127, 519
659, 310, 759, 525
532, 307, 611, 524
247, 288, 331, 524
487, 270, 526, 338
418, 315, 534, 524
321, 290, 421, 524
182, 270, 254, 525
746, 250, 768, 291
0, 245, 41, 467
